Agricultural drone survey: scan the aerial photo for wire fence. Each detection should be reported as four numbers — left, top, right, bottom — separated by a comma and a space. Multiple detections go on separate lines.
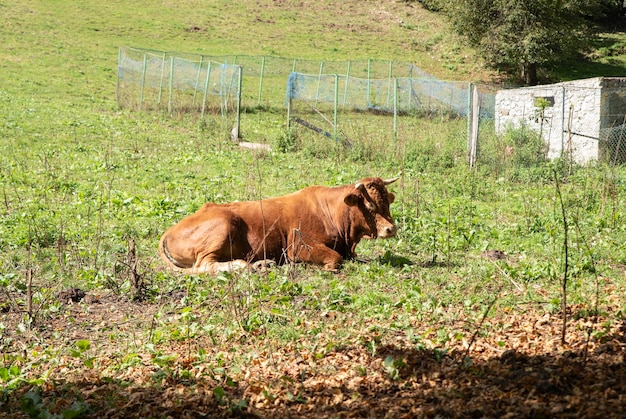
285, 71, 495, 153
117, 47, 626, 168
117, 47, 242, 129
600, 124, 626, 165
117, 46, 498, 116
286, 72, 495, 116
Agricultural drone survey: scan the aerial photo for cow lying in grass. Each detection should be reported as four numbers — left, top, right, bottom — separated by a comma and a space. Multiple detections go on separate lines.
159, 177, 398, 275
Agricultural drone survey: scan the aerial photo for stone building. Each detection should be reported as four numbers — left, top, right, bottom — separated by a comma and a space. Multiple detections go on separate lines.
495, 77, 626, 165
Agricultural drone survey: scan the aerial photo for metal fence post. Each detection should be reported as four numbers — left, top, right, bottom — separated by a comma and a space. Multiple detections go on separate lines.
334, 74, 338, 140
387, 61, 393, 108
315, 61, 324, 106
468, 84, 479, 168
139, 54, 147, 110
467, 82, 473, 161
193, 56, 204, 106
201, 62, 212, 120
367, 59, 371, 106
236, 66, 242, 139
258, 56, 266, 107
343, 61, 351, 106
393, 78, 398, 144
157, 52, 166, 106
168, 57, 174, 114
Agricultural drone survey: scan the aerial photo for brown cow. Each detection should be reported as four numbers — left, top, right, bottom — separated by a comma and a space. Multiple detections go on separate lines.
158, 177, 398, 275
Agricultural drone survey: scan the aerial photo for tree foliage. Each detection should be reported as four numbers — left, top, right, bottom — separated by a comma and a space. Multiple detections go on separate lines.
418, 0, 624, 85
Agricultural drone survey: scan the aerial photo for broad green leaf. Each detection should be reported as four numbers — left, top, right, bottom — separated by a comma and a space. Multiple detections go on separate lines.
76, 339, 91, 351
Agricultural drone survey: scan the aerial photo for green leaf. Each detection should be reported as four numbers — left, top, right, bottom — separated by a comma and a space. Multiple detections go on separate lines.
213, 386, 226, 403
63, 401, 89, 419
384, 355, 395, 368
20, 391, 42, 416
76, 339, 91, 351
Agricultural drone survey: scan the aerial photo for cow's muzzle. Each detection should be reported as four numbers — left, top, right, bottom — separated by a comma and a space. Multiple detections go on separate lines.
377, 221, 397, 238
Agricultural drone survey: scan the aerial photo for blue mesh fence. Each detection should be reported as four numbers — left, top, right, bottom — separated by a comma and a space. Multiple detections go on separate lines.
117, 46, 241, 121
120, 48, 466, 109
285, 71, 495, 152
286, 72, 495, 117
118, 46, 496, 159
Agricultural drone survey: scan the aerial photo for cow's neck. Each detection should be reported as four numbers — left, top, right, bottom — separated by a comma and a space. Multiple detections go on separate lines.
320, 187, 361, 257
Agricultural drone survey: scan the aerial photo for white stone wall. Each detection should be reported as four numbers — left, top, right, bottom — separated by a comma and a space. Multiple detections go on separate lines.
601, 77, 626, 128
495, 77, 603, 164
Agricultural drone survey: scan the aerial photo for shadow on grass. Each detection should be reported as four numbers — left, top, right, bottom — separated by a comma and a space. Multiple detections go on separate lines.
3, 320, 624, 418
361, 322, 626, 418
544, 30, 626, 82
2, 304, 624, 419
551, 59, 626, 82
377, 250, 459, 269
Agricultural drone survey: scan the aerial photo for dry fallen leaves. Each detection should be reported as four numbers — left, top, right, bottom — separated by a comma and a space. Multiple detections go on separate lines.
1, 294, 625, 418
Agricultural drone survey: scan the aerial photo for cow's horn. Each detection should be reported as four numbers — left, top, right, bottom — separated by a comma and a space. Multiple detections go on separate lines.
355, 181, 365, 190
383, 177, 399, 185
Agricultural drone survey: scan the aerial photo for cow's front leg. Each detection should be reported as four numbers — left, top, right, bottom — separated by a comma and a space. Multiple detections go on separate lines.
289, 242, 343, 271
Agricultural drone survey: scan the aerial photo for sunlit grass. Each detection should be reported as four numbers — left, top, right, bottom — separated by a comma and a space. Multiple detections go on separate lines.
1, 1, 626, 416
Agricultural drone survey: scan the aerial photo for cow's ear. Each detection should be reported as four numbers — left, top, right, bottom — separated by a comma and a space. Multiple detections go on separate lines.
344, 193, 360, 206
388, 192, 395, 204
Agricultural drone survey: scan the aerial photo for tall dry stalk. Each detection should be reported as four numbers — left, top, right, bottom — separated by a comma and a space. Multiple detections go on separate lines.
553, 167, 569, 344
26, 268, 33, 324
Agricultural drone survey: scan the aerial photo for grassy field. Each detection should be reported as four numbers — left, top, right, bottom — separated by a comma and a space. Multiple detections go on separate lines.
1, 1, 626, 417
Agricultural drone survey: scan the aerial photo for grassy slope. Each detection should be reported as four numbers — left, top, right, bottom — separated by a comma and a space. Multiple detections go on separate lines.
555, 31, 626, 81
1, 1, 626, 418
1, 0, 489, 90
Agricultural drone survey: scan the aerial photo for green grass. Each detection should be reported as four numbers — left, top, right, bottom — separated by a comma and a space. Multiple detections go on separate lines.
551, 31, 626, 81
1, 0, 626, 416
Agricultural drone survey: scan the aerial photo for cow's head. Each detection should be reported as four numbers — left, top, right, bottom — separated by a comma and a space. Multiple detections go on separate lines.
344, 177, 398, 239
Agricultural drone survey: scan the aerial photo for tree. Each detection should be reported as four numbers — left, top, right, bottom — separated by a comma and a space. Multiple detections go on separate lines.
442, 0, 596, 85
